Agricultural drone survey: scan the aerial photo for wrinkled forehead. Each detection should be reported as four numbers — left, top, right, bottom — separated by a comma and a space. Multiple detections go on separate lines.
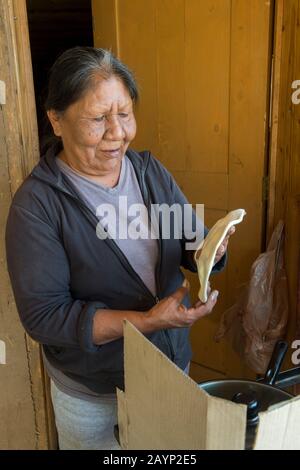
75, 75, 133, 115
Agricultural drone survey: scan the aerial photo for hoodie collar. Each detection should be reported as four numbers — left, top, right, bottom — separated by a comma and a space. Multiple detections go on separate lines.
31, 143, 150, 190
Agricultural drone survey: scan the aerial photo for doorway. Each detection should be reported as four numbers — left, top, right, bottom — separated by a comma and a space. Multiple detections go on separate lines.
26, 0, 94, 150
25, 0, 94, 447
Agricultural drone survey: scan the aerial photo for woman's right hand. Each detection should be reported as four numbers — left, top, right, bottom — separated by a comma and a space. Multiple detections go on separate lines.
145, 284, 219, 330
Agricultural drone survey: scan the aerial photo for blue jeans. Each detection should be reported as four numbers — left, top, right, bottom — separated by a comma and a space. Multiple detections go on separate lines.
50, 380, 120, 450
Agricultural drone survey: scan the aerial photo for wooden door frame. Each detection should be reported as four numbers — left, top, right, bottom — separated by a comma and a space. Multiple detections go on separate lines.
0, 0, 56, 449
267, 0, 300, 381
267, 0, 299, 237
267, 0, 284, 241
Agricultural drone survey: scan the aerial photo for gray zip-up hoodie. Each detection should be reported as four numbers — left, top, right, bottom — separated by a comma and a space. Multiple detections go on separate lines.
6, 145, 224, 393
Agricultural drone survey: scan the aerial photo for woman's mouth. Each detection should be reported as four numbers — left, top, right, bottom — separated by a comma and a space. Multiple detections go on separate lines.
101, 148, 121, 158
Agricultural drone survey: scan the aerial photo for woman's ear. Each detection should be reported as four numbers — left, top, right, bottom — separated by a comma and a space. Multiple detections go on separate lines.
47, 110, 62, 137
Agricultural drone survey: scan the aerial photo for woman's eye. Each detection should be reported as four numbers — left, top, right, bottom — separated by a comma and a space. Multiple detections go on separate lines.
119, 113, 129, 119
94, 116, 105, 122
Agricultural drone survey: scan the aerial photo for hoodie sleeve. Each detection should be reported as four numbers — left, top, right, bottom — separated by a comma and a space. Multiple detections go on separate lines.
5, 203, 106, 353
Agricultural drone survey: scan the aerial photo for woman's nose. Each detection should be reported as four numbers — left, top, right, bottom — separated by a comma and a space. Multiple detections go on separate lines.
104, 115, 125, 140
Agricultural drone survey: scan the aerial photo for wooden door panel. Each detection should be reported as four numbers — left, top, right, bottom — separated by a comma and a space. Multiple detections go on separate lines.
117, 0, 160, 157
185, 0, 230, 173
92, 0, 272, 379
184, 208, 227, 372
155, 0, 186, 171
172, 172, 228, 210
227, 0, 271, 312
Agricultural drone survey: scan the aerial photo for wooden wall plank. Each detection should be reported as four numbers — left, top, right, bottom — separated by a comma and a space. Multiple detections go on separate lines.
225, 0, 272, 377
184, 208, 228, 372
117, 0, 160, 156
228, 0, 271, 302
12, 0, 39, 175
0, 2, 37, 448
172, 171, 228, 210
267, 0, 284, 240
91, 0, 118, 54
0, 114, 36, 448
268, 0, 300, 371
155, 0, 186, 171
185, 0, 230, 173
283, 0, 300, 364
0, 0, 48, 449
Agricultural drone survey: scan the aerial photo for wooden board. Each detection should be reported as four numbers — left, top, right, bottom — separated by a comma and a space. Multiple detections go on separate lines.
267, 0, 300, 372
0, 0, 49, 449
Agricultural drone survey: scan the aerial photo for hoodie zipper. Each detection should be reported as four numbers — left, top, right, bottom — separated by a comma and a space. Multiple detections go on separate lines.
138, 155, 161, 300
139, 155, 175, 360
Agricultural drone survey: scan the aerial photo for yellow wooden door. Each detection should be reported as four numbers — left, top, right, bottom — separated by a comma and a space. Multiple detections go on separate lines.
92, 0, 272, 379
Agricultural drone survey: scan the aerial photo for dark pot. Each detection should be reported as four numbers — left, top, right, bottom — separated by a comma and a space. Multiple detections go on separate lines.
198, 341, 294, 449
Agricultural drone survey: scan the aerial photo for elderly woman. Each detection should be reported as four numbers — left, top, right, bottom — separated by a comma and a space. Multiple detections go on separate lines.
6, 47, 233, 450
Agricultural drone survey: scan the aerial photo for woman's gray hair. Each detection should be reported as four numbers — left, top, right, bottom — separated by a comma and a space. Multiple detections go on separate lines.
45, 46, 138, 113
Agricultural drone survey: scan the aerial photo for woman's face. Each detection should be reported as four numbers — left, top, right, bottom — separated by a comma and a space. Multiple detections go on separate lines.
47, 75, 137, 175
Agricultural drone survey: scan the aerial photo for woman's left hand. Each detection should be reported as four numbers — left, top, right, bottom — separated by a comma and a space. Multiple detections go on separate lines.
195, 226, 236, 265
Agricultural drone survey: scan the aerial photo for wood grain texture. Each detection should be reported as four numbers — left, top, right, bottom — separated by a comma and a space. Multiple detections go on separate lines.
155, 0, 186, 171
268, 0, 300, 372
185, 0, 230, 174
225, 0, 272, 377
91, 0, 118, 54
267, 0, 284, 239
0, 0, 48, 449
118, 0, 160, 157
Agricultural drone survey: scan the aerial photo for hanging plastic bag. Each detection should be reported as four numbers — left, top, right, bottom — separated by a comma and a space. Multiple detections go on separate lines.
215, 221, 289, 374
